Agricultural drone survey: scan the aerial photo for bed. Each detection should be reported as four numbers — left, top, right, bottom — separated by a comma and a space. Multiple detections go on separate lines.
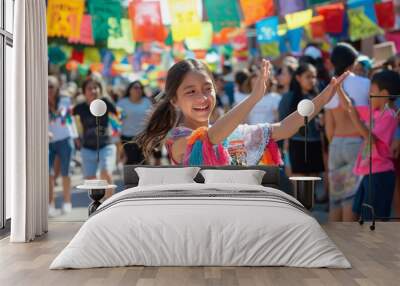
50, 165, 350, 269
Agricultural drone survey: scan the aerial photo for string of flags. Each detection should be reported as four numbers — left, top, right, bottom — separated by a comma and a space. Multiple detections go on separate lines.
47, 0, 400, 76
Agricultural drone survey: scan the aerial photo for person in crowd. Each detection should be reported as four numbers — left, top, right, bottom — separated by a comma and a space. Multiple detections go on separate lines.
337, 70, 400, 220
353, 55, 373, 78
302, 44, 331, 91
73, 77, 119, 198
386, 54, 400, 73
278, 63, 325, 178
277, 56, 299, 174
324, 43, 370, 221
247, 72, 281, 124
233, 70, 250, 106
48, 75, 78, 216
277, 56, 298, 94
135, 59, 348, 168
117, 80, 152, 165
210, 74, 227, 124
222, 64, 235, 107
392, 98, 400, 216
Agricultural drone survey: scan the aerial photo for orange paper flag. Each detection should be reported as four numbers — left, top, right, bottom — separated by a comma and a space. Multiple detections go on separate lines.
240, 0, 274, 26
129, 0, 167, 42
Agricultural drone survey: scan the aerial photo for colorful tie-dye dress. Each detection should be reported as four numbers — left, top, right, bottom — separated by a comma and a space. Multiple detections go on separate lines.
165, 123, 283, 166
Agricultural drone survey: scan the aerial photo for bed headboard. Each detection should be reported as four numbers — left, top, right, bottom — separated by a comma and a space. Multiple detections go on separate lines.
123, 165, 282, 190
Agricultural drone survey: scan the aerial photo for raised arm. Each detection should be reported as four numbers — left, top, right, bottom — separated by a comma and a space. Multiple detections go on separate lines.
208, 60, 270, 144
271, 72, 350, 141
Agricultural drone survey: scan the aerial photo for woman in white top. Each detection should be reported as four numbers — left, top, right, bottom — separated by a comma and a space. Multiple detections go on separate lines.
48, 76, 78, 216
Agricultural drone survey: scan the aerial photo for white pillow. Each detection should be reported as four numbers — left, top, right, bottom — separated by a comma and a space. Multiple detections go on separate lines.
200, 169, 265, 185
135, 167, 200, 186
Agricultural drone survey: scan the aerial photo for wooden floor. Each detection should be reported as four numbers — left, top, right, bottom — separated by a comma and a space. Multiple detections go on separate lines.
0, 222, 399, 286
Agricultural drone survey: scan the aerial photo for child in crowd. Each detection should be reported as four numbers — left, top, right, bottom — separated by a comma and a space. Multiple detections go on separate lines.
337, 70, 400, 219
135, 59, 348, 167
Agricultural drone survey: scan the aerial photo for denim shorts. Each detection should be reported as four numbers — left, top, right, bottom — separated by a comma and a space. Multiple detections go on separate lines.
49, 137, 74, 176
81, 144, 117, 177
328, 137, 363, 208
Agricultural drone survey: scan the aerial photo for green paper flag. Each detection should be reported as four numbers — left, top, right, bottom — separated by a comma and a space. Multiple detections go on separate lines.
88, 0, 122, 41
108, 18, 135, 54
348, 8, 383, 42
185, 22, 213, 51
259, 42, 280, 59
204, 0, 241, 32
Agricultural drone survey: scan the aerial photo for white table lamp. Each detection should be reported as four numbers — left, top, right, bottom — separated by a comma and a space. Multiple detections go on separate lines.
89, 99, 107, 163
297, 99, 315, 163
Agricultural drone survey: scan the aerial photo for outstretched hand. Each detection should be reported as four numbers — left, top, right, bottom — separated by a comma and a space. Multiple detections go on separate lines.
251, 59, 271, 101
324, 71, 350, 102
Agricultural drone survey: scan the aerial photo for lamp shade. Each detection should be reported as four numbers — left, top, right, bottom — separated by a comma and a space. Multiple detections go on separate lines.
89, 99, 107, 117
297, 99, 314, 117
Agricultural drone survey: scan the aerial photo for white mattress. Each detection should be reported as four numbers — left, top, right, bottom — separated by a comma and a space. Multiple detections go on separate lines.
50, 183, 351, 269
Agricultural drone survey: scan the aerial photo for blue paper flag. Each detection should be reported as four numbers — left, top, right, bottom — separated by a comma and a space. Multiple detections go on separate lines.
347, 0, 377, 23
287, 28, 303, 53
256, 16, 279, 44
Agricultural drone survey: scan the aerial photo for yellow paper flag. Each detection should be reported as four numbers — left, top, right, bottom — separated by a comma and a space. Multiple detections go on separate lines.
260, 42, 280, 58
185, 22, 213, 51
83, 47, 101, 64
348, 8, 383, 42
285, 9, 312, 30
278, 24, 287, 36
168, 0, 202, 42
47, 0, 84, 38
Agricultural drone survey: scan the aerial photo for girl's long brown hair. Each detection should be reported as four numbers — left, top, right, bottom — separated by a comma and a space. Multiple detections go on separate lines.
135, 59, 214, 160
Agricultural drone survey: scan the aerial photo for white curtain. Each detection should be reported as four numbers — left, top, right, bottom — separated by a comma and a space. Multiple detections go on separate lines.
7, 0, 48, 242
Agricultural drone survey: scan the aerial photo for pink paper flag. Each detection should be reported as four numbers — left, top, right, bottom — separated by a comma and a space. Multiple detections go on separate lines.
69, 15, 94, 45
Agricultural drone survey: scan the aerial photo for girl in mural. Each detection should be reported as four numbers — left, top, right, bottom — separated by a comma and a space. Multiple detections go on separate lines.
135, 59, 348, 167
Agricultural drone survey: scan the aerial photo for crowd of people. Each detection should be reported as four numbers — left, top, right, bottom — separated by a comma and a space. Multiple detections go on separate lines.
47, 42, 400, 223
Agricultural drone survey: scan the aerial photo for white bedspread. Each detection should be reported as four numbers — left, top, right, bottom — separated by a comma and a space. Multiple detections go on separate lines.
50, 183, 351, 269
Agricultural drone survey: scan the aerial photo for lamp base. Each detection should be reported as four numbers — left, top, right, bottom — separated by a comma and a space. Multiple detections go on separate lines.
88, 189, 106, 216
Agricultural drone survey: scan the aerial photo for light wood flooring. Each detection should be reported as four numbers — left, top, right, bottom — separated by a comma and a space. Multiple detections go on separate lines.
0, 222, 399, 286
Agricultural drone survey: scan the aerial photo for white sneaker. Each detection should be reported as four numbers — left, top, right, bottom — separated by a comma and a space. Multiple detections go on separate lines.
62, 202, 72, 214
48, 205, 61, 217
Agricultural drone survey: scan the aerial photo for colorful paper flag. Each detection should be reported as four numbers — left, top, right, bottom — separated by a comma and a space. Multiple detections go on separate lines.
260, 42, 280, 58
47, 0, 84, 38
240, 0, 275, 26
316, 3, 345, 34
285, 9, 312, 30
71, 49, 84, 64
204, 0, 241, 32
287, 28, 303, 53
129, 0, 167, 42
347, 0, 376, 23
108, 18, 136, 53
310, 16, 325, 38
255, 17, 279, 44
279, 0, 305, 17
88, 0, 122, 41
347, 8, 383, 41
386, 32, 400, 52
68, 14, 94, 45
185, 22, 213, 51
375, 1, 395, 29
83, 48, 101, 64
168, 0, 202, 42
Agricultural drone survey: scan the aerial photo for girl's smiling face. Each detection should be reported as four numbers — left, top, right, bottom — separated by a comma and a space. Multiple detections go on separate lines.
172, 70, 216, 128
